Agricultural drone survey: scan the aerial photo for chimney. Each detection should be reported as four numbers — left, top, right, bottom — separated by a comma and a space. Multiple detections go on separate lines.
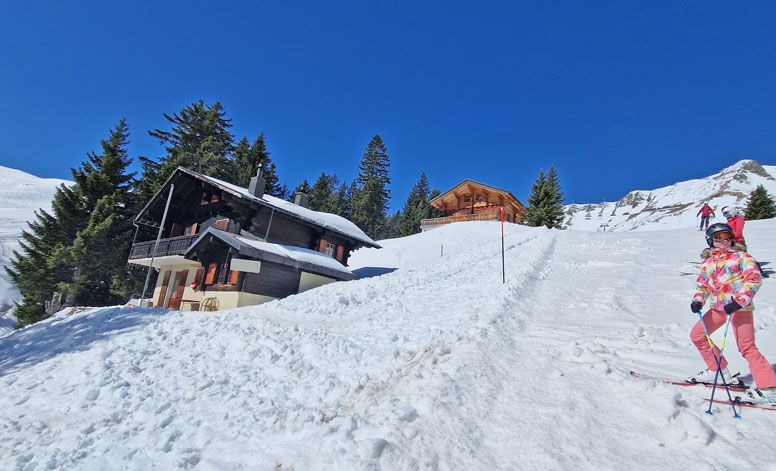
293, 192, 309, 208
248, 164, 266, 198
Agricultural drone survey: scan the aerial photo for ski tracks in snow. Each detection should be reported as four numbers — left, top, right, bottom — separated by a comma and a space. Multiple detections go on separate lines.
489, 230, 776, 469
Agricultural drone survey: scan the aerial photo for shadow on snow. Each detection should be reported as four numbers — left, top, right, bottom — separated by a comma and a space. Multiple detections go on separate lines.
0, 306, 168, 377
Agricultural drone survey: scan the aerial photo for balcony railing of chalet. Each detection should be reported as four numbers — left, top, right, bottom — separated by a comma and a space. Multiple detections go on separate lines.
420, 210, 502, 227
129, 234, 200, 260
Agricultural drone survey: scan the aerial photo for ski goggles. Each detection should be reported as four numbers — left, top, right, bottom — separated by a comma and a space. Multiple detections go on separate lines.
713, 233, 733, 241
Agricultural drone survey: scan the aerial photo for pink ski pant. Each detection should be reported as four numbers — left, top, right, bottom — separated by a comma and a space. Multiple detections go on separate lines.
690, 309, 776, 389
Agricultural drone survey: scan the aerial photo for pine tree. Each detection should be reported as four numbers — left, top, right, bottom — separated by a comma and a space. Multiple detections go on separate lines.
350, 135, 391, 239
398, 173, 432, 237
7, 203, 77, 326
382, 212, 402, 239
524, 166, 565, 229
141, 100, 235, 196
429, 188, 444, 218
744, 185, 776, 220
65, 120, 141, 305
6, 120, 140, 326
339, 181, 357, 220
291, 180, 311, 201
231, 133, 284, 196
308, 173, 344, 214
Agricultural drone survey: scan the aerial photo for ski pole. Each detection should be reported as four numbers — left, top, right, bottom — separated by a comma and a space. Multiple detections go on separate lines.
697, 311, 740, 418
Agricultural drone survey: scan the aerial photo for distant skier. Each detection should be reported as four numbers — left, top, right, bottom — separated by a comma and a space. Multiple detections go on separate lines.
687, 223, 776, 406
721, 206, 746, 248
696, 203, 715, 231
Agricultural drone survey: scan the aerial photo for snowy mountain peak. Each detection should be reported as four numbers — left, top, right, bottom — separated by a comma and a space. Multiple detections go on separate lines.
564, 159, 776, 231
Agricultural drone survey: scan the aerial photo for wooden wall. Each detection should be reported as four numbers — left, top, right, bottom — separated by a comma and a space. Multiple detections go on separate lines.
241, 261, 301, 298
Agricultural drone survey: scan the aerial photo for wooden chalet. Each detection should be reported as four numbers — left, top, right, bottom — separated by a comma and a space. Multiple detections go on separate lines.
129, 167, 380, 311
421, 179, 526, 231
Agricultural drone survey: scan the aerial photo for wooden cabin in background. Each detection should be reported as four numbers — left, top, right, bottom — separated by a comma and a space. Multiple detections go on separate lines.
128, 167, 380, 311
420, 179, 526, 231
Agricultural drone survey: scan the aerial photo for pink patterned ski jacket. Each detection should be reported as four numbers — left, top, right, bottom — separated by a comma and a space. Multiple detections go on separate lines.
693, 247, 762, 312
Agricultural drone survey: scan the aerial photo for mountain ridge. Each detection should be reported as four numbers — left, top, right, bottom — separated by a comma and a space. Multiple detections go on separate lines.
563, 159, 776, 231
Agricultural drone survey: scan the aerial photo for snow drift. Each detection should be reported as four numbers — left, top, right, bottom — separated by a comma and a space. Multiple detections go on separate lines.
2, 220, 776, 469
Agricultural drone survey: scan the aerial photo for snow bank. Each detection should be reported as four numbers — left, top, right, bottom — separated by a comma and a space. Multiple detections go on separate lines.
2, 219, 776, 469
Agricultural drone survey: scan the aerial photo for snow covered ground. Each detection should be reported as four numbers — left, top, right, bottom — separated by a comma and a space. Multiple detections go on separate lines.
2, 219, 776, 469
0, 166, 71, 332
564, 160, 776, 232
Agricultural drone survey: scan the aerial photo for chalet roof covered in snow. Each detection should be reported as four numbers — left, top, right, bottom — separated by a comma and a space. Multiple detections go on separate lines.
186, 227, 354, 280
135, 167, 380, 249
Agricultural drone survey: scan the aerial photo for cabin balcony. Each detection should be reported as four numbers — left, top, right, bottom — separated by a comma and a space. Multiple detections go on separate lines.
128, 234, 201, 267
420, 209, 504, 231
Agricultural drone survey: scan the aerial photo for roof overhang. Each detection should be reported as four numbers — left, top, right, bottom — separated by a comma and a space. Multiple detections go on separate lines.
430, 179, 525, 210
185, 228, 355, 281
134, 167, 381, 249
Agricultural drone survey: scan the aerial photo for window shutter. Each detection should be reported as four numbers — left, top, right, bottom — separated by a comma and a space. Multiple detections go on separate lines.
228, 270, 239, 285
336, 245, 344, 261
214, 218, 229, 231
156, 271, 171, 307
205, 262, 218, 285
193, 268, 204, 289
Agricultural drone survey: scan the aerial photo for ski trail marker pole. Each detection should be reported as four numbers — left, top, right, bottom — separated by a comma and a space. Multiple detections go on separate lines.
500, 206, 505, 284
697, 311, 740, 418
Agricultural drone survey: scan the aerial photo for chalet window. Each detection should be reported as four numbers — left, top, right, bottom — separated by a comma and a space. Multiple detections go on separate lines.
201, 190, 220, 205
476, 193, 485, 202
324, 242, 336, 257
170, 223, 184, 237
463, 195, 472, 202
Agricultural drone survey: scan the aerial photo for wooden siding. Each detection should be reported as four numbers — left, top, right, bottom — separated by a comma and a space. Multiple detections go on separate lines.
241, 260, 301, 298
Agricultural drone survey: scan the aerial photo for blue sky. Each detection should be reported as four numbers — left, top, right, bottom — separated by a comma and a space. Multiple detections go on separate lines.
1, 1, 775, 212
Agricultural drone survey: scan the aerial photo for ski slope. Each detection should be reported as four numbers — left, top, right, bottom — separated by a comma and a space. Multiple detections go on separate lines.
2, 220, 775, 469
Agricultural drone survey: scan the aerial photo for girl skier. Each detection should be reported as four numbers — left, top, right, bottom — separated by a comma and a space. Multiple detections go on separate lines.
687, 223, 776, 406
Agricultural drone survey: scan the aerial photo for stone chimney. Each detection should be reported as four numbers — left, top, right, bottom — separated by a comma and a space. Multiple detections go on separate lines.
248, 164, 266, 198
293, 192, 309, 208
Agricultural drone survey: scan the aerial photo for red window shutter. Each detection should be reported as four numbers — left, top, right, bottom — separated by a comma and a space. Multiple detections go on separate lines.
192, 268, 204, 290
214, 218, 229, 231
336, 245, 344, 261
205, 263, 218, 285
156, 271, 171, 307
191, 223, 198, 235
228, 270, 239, 285
318, 239, 327, 253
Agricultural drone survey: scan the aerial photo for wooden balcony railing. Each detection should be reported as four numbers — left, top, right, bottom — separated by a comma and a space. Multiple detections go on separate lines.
420, 210, 502, 227
129, 234, 200, 260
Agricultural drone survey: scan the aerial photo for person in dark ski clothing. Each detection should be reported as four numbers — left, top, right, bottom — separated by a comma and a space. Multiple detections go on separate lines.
696, 203, 715, 231
687, 223, 776, 406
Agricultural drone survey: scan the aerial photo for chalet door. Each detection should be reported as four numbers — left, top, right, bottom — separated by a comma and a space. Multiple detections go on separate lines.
167, 269, 189, 310
156, 271, 171, 307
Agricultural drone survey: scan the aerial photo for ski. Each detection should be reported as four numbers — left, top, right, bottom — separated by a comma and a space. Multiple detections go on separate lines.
706, 397, 776, 412
629, 370, 749, 392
